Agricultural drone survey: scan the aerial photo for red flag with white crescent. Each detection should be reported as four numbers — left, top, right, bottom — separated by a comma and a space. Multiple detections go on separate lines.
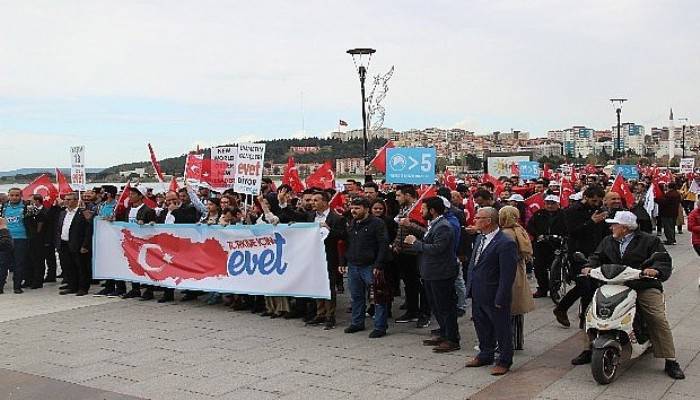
329, 192, 346, 214
282, 157, 305, 193
120, 229, 228, 283
524, 192, 545, 214
444, 168, 457, 190
305, 161, 335, 190
114, 182, 132, 217
464, 195, 475, 226
407, 185, 437, 226
169, 176, 179, 193
22, 174, 58, 207
611, 174, 635, 208
184, 154, 203, 182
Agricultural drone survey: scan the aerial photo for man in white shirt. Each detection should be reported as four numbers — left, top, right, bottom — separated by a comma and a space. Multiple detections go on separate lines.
56, 193, 90, 296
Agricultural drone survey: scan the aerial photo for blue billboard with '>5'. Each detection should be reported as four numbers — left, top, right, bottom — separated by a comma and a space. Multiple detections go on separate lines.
385, 147, 436, 184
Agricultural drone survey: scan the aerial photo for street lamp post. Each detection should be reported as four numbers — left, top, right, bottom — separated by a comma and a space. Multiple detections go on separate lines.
610, 98, 628, 163
347, 48, 376, 183
678, 117, 689, 158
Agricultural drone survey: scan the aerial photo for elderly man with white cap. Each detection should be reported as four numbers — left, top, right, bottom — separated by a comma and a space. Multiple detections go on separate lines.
574, 210, 685, 379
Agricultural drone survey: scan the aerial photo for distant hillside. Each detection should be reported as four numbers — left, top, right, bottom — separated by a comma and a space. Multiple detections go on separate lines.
0, 167, 103, 177
97, 137, 387, 179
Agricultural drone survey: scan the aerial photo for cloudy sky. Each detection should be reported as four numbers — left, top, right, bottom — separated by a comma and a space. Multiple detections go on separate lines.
1, 0, 698, 170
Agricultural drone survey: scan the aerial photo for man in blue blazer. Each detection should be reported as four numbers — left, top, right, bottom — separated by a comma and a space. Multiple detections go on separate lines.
465, 206, 518, 375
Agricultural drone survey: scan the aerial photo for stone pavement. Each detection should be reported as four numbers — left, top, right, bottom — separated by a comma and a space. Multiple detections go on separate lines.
0, 239, 698, 400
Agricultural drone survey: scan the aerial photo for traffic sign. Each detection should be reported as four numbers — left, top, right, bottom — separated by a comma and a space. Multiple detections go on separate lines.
385, 147, 436, 184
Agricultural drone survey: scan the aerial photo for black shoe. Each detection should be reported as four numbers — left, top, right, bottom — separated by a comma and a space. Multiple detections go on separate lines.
532, 289, 548, 298
324, 318, 336, 330
44, 277, 56, 283
59, 285, 69, 290
140, 291, 154, 301
305, 317, 326, 326
395, 313, 419, 323
181, 293, 199, 301
369, 330, 386, 338
94, 288, 111, 297
416, 316, 431, 328
665, 360, 685, 379
21, 282, 31, 288
75, 290, 88, 296
158, 295, 174, 303
571, 350, 592, 365
105, 291, 123, 298
30, 285, 43, 289
121, 290, 141, 299
664, 241, 676, 245
14, 288, 24, 294
0, 287, 3, 294
283, 311, 303, 320
59, 289, 76, 295
260, 312, 272, 317
344, 325, 365, 334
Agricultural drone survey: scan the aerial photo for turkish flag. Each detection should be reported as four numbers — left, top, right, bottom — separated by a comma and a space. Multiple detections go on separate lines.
169, 176, 179, 193
584, 164, 597, 175
120, 229, 228, 283
369, 140, 395, 173
22, 174, 58, 207
408, 185, 437, 226
329, 192, 346, 214
510, 162, 520, 177
611, 174, 635, 208
444, 168, 457, 190
542, 164, 553, 180
55, 168, 72, 197
184, 154, 203, 182
482, 173, 505, 197
306, 161, 335, 190
560, 178, 573, 208
114, 182, 132, 217
201, 158, 229, 190
511, 186, 528, 196
654, 170, 673, 186
148, 143, 165, 183
524, 192, 545, 214
464, 195, 475, 226
282, 157, 305, 193
570, 167, 578, 185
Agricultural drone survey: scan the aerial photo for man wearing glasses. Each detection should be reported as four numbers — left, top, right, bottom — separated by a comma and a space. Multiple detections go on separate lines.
56, 192, 91, 296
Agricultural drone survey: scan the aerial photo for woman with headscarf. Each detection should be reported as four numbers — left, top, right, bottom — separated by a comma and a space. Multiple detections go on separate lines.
498, 206, 536, 350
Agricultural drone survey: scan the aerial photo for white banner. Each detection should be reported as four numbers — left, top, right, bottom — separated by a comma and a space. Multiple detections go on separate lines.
93, 219, 330, 298
213, 146, 238, 189
680, 158, 695, 174
234, 143, 266, 195
487, 155, 529, 178
70, 145, 86, 191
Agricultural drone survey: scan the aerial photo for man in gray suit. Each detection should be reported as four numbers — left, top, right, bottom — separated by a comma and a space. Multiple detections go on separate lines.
405, 196, 461, 353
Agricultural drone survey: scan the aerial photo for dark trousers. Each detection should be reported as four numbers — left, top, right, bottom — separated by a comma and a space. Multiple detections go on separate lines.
397, 253, 430, 317
659, 217, 676, 243
0, 238, 28, 290
44, 243, 57, 281
694, 245, 700, 257
557, 276, 594, 319
424, 278, 459, 344
533, 244, 553, 292
58, 241, 90, 292
472, 302, 512, 367
28, 239, 46, 287
103, 280, 141, 294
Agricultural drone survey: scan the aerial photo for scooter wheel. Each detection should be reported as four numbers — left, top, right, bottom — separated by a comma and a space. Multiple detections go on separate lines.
591, 347, 620, 385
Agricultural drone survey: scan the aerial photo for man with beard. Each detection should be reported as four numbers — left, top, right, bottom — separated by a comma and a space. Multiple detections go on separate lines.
527, 195, 567, 298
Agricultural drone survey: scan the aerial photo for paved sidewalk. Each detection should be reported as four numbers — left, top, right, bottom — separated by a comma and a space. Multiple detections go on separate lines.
0, 240, 698, 400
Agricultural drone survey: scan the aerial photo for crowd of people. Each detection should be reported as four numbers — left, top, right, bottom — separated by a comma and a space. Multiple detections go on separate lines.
0, 165, 697, 379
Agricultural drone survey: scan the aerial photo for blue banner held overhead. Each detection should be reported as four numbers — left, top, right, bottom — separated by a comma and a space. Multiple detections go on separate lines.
385, 147, 437, 184
518, 161, 540, 181
615, 165, 639, 180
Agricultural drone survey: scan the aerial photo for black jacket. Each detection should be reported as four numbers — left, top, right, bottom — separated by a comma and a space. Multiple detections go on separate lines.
340, 215, 388, 269
118, 204, 157, 224
55, 208, 90, 253
156, 205, 199, 224
565, 202, 607, 257
588, 231, 670, 291
410, 216, 460, 281
527, 208, 568, 239
321, 210, 347, 272
0, 228, 12, 251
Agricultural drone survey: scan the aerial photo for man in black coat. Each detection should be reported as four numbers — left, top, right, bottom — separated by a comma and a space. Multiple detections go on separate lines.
526, 194, 568, 298
306, 191, 346, 330
55, 192, 91, 296
554, 185, 607, 328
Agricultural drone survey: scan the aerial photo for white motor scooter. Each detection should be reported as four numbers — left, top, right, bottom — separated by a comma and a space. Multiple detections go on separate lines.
581, 252, 668, 384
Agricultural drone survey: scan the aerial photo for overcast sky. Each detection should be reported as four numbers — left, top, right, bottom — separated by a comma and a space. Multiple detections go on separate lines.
1, 0, 698, 170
